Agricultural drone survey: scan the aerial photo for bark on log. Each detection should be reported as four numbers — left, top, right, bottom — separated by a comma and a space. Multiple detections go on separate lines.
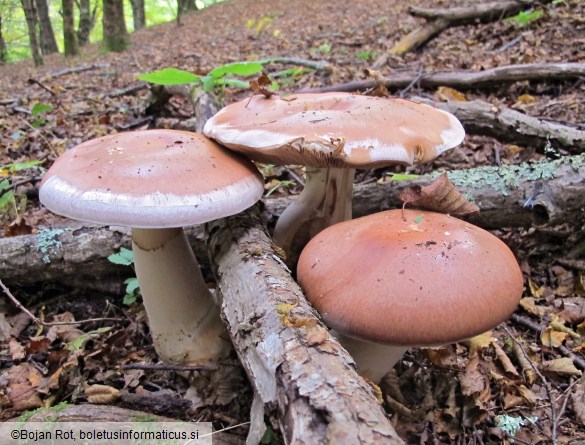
390, 0, 546, 55
8, 404, 244, 445
1, 155, 584, 290
299, 63, 585, 93
205, 205, 404, 445
411, 97, 585, 154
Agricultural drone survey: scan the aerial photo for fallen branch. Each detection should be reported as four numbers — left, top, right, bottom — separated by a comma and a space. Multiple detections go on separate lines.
411, 97, 585, 154
390, 1, 545, 55
7, 404, 244, 445
2, 155, 584, 290
299, 62, 585, 93
46, 63, 110, 79
267, 56, 332, 72
205, 204, 403, 444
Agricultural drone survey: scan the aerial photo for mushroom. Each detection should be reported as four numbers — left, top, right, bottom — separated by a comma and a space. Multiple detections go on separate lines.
39, 129, 264, 366
203, 92, 465, 258
296, 209, 524, 383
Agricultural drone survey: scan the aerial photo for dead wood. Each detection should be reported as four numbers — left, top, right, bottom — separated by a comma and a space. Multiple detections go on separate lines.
46, 63, 110, 79
299, 62, 585, 93
9, 404, 244, 445
1, 155, 584, 291
411, 97, 585, 154
205, 204, 404, 444
390, 1, 543, 55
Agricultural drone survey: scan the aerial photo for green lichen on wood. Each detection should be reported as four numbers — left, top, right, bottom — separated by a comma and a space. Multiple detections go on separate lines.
432, 154, 584, 196
36, 227, 65, 263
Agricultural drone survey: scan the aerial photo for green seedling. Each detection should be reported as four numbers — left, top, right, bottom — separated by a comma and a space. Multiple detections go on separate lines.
0, 160, 43, 220
108, 247, 140, 305
384, 173, 420, 181
30, 103, 53, 128
265, 179, 296, 197
66, 327, 112, 351
356, 50, 375, 61
137, 60, 266, 93
504, 9, 543, 27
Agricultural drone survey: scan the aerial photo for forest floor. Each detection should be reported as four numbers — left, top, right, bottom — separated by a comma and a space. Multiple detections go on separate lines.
1, 0, 585, 443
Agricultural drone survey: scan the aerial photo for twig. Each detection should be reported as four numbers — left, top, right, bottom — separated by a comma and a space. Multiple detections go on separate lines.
121, 363, 216, 372
27, 78, 57, 96
19, 118, 58, 158
0, 277, 121, 327
399, 64, 424, 98
503, 326, 557, 445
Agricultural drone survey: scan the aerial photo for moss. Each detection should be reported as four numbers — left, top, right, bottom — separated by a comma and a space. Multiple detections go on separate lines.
18, 402, 70, 422
431, 154, 585, 196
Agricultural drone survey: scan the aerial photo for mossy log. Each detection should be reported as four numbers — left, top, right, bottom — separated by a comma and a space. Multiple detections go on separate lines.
1, 155, 584, 291
205, 205, 404, 444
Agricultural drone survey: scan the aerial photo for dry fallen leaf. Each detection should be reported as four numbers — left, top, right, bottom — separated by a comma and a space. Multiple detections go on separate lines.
462, 331, 494, 357
85, 384, 121, 404
540, 327, 568, 348
400, 173, 479, 215
436, 86, 467, 102
249, 72, 275, 99
542, 357, 582, 377
571, 382, 585, 425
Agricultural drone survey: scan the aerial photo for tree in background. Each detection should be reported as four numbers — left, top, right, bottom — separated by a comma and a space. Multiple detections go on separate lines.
102, 0, 128, 52
62, 0, 79, 56
35, 0, 58, 55
129, 0, 145, 31
0, 16, 8, 63
77, 0, 98, 46
20, 0, 43, 66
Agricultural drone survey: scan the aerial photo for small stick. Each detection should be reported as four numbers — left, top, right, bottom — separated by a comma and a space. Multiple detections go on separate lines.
0, 278, 121, 327
121, 363, 215, 372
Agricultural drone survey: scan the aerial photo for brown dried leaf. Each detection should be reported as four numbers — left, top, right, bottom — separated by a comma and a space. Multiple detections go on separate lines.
571, 383, 585, 425
249, 72, 275, 99
436, 86, 467, 102
542, 357, 582, 377
461, 331, 494, 357
519, 297, 550, 317
85, 384, 121, 404
5, 363, 44, 410
540, 327, 568, 348
400, 173, 479, 215
9, 339, 26, 360
4, 216, 33, 237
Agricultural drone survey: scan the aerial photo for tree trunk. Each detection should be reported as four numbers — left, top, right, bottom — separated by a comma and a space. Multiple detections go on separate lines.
34, 0, 58, 55
176, 0, 189, 26
129, 0, 145, 31
206, 205, 405, 444
62, 0, 79, 56
20, 0, 43, 66
102, 0, 128, 52
0, 16, 8, 63
76, 0, 95, 46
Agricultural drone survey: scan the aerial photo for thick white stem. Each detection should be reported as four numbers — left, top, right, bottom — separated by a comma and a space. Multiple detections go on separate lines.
131, 227, 230, 366
273, 167, 355, 255
335, 332, 408, 383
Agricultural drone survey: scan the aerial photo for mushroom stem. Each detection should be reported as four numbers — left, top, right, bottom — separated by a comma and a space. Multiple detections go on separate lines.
273, 167, 355, 255
335, 332, 408, 383
131, 227, 230, 366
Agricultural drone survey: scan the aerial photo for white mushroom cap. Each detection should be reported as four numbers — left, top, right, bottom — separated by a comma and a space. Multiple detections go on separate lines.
39, 130, 264, 227
204, 92, 465, 168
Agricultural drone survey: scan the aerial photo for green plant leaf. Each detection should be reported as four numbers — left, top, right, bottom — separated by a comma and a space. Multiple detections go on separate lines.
65, 327, 112, 351
4, 160, 43, 172
216, 78, 251, 89
107, 247, 134, 266
201, 75, 215, 92
136, 68, 200, 85
387, 173, 420, 181
31, 103, 52, 116
208, 61, 265, 79
124, 277, 140, 295
413, 214, 424, 224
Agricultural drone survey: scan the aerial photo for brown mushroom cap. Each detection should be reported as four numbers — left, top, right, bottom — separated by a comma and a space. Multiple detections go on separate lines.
203, 92, 465, 168
39, 130, 264, 228
297, 209, 524, 346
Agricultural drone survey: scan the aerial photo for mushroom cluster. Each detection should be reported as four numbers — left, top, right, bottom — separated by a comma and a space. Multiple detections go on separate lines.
40, 129, 264, 366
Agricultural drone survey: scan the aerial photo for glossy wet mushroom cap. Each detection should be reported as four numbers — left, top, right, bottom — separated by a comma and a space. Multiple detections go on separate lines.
203, 92, 465, 168
297, 209, 524, 346
39, 129, 264, 227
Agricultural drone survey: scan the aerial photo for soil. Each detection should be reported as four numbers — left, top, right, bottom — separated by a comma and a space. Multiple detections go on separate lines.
1, 0, 585, 443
